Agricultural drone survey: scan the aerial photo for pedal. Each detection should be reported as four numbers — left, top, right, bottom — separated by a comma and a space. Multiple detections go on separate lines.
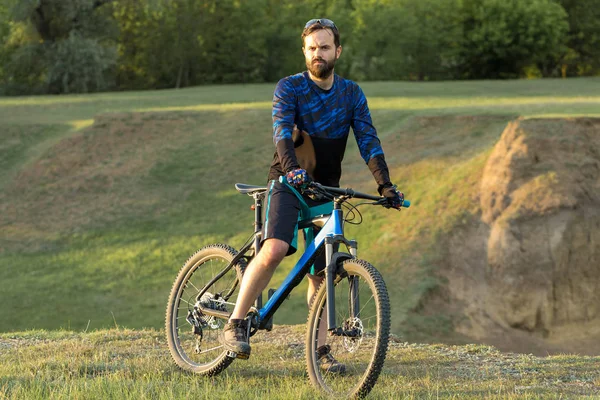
225, 349, 250, 360
226, 350, 238, 359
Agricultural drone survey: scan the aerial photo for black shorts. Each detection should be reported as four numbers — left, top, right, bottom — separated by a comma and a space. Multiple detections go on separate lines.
262, 180, 329, 273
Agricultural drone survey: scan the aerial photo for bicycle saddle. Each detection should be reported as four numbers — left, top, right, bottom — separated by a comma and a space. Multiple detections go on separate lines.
235, 183, 268, 195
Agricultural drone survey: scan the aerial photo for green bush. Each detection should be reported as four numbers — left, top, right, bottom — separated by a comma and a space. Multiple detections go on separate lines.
459, 0, 569, 79
558, 0, 600, 76
2, 42, 47, 95
47, 32, 116, 94
1, 0, 116, 95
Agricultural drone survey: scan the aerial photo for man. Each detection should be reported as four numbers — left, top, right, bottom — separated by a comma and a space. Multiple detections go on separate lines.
222, 19, 403, 369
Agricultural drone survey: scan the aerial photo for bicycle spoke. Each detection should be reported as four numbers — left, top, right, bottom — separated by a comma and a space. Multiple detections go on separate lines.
201, 344, 225, 353
357, 293, 375, 318
188, 281, 201, 293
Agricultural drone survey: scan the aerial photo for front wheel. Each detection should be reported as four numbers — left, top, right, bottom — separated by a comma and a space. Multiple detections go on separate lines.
305, 259, 391, 399
165, 244, 246, 376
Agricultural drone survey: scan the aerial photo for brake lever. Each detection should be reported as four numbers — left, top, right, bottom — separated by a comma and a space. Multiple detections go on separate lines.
303, 184, 333, 201
305, 189, 324, 201
374, 198, 403, 211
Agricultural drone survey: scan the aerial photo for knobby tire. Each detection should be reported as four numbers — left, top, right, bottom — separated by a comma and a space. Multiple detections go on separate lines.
305, 259, 391, 399
165, 244, 246, 376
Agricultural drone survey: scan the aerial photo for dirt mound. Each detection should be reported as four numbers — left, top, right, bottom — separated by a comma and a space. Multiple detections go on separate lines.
445, 118, 600, 355
0, 112, 198, 241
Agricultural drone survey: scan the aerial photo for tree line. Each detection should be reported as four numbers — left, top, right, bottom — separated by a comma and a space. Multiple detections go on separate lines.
0, 0, 598, 95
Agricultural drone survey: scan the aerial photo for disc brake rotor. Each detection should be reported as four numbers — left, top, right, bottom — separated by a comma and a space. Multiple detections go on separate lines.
343, 317, 364, 353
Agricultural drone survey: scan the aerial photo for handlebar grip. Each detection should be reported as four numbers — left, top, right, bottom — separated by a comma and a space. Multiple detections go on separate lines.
402, 199, 411, 208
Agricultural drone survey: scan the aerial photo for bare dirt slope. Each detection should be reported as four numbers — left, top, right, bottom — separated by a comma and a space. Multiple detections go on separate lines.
0, 113, 185, 242
443, 118, 600, 355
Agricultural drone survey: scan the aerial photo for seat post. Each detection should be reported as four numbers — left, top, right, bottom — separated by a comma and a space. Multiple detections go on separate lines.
253, 193, 263, 254
253, 192, 264, 312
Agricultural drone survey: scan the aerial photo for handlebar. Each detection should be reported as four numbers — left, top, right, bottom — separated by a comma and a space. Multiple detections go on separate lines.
234, 180, 411, 208
308, 182, 411, 208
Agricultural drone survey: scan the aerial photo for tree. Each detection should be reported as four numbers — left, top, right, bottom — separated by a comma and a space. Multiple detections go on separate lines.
459, 0, 569, 79
261, 0, 310, 82
112, 0, 270, 89
343, 0, 462, 81
12, 0, 113, 41
195, 0, 268, 84
3, 0, 116, 94
395, 0, 462, 81
346, 0, 403, 80
558, 0, 600, 76
0, 2, 12, 88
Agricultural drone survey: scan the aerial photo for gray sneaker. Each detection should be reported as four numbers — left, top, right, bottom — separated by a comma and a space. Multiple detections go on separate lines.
317, 344, 346, 374
222, 319, 251, 359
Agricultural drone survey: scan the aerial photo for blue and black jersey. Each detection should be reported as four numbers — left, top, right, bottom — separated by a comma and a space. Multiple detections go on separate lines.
268, 71, 391, 189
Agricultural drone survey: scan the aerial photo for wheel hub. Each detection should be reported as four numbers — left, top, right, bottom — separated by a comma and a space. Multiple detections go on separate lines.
343, 317, 364, 352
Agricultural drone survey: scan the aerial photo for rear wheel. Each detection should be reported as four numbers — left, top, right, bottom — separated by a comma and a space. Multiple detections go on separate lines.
165, 244, 245, 376
305, 259, 390, 398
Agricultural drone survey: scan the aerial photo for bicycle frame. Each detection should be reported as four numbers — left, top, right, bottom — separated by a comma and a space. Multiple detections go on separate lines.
196, 186, 359, 333
257, 203, 356, 331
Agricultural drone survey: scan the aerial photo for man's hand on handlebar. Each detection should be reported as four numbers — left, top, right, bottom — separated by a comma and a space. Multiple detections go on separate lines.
286, 168, 311, 189
288, 179, 408, 209
379, 183, 404, 210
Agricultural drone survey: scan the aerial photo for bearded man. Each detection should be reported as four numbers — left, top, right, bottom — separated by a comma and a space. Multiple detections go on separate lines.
222, 19, 403, 373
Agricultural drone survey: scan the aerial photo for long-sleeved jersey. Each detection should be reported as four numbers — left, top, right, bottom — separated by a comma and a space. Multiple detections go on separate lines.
268, 71, 390, 188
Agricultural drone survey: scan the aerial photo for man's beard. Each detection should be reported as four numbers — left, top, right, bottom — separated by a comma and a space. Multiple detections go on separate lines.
307, 57, 336, 79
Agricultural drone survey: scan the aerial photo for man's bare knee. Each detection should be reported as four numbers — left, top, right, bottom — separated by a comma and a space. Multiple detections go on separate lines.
258, 239, 288, 267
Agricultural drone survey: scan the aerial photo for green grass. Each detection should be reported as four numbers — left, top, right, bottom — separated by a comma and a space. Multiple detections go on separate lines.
1, 78, 600, 340
0, 77, 599, 125
1, 327, 599, 399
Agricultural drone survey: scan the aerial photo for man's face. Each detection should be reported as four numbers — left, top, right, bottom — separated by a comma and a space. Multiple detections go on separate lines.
303, 29, 342, 79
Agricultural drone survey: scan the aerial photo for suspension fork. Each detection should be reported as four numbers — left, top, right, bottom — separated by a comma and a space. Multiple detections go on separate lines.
347, 240, 360, 319
324, 236, 359, 331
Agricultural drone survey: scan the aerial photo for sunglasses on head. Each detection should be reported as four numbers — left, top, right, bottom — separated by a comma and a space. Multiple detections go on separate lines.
304, 18, 337, 30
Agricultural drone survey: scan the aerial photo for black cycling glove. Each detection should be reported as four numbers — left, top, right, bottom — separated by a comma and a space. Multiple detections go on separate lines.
379, 183, 404, 209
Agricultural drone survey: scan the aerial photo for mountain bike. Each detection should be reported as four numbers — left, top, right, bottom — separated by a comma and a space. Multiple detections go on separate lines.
165, 179, 410, 398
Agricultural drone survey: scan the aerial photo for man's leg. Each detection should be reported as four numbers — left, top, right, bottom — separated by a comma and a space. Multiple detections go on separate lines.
307, 274, 328, 346
223, 179, 299, 357
230, 238, 289, 320
222, 238, 288, 357
307, 273, 346, 374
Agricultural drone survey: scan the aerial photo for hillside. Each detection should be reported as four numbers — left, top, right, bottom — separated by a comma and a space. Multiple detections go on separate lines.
1, 78, 600, 352
1, 327, 599, 399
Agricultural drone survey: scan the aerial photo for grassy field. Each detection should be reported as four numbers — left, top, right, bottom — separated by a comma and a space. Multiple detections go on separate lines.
1, 77, 600, 341
1, 78, 600, 126
1, 327, 599, 399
